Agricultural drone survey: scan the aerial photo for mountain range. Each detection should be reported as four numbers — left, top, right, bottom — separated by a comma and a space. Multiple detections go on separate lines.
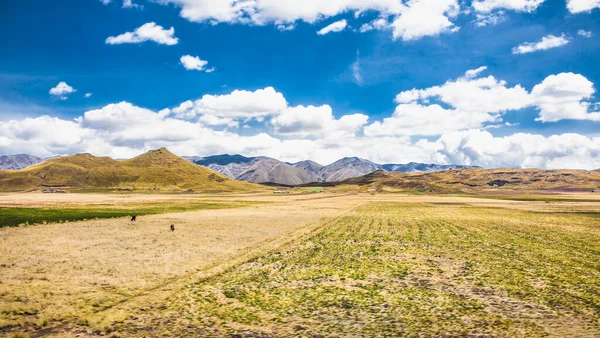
184, 154, 477, 185
0, 154, 43, 170
1, 149, 599, 193
0, 148, 257, 192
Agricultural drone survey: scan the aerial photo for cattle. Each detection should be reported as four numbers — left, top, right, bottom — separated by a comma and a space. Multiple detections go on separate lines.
131, 215, 137, 222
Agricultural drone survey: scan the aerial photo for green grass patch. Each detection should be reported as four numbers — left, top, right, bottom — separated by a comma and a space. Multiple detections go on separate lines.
0, 200, 261, 228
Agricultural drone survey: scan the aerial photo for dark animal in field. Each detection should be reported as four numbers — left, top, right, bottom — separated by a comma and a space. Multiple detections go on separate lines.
131, 215, 137, 222
170, 224, 175, 232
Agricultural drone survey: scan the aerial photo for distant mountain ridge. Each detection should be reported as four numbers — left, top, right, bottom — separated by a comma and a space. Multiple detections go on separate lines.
0, 148, 258, 192
0, 154, 43, 170
338, 168, 600, 193
185, 154, 477, 185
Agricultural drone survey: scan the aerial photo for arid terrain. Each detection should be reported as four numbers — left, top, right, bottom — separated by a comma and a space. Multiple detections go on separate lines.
1, 191, 600, 337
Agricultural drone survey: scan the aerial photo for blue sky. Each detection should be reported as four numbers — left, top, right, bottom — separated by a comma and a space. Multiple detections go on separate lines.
1, 0, 600, 168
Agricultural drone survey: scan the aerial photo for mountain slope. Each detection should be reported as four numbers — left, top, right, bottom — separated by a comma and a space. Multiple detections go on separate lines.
238, 158, 320, 185
318, 157, 380, 182
291, 160, 324, 176
381, 162, 477, 173
340, 168, 600, 192
0, 154, 43, 170
0, 148, 258, 192
187, 155, 320, 185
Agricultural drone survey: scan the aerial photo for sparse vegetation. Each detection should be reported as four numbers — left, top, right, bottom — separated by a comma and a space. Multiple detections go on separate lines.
1, 192, 599, 336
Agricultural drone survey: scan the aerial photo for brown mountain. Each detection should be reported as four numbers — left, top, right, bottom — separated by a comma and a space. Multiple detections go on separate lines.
339, 168, 600, 193
0, 148, 259, 192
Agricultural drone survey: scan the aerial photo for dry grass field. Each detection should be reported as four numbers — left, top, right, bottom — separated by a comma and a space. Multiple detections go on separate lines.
1, 192, 600, 337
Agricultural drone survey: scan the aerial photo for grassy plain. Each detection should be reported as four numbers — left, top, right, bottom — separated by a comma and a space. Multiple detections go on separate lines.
1, 192, 599, 337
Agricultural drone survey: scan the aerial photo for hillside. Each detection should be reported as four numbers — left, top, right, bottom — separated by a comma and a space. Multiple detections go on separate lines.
318, 157, 380, 182
290, 160, 324, 176
0, 148, 259, 192
381, 162, 476, 173
0, 154, 43, 170
339, 168, 600, 193
237, 157, 320, 185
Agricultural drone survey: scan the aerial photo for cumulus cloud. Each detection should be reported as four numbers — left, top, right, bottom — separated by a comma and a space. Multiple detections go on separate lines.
364, 102, 498, 137
180, 55, 214, 72
105, 22, 179, 45
566, 0, 600, 13
5, 73, 600, 169
531, 73, 600, 122
167, 87, 288, 120
434, 129, 600, 169
472, 0, 546, 12
474, 11, 506, 27
85, 93, 93, 98
368, 67, 600, 136
359, 18, 390, 33
578, 29, 593, 37
391, 0, 461, 41
49, 82, 76, 100
2, 106, 599, 169
122, 0, 140, 8
317, 19, 348, 35
158, 0, 460, 41
271, 105, 368, 138
512, 34, 570, 54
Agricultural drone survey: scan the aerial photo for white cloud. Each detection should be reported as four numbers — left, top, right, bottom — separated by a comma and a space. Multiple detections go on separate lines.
391, 0, 461, 41
106, 22, 179, 45
464, 66, 488, 79
474, 11, 506, 27
180, 55, 214, 72
2, 107, 599, 170
158, 0, 460, 41
122, 0, 140, 8
352, 50, 363, 85
85, 93, 93, 98
433, 129, 600, 169
364, 102, 498, 137
566, 0, 600, 13
359, 18, 390, 33
395, 67, 532, 115
169, 87, 288, 120
472, 0, 546, 12
370, 67, 600, 136
317, 19, 348, 35
49, 82, 76, 100
531, 72, 600, 122
512, 34, 570, 54
6, 74, 600, 169
578, 29, 593, 37
271, 105, 368, 138
99, 0, 111, 4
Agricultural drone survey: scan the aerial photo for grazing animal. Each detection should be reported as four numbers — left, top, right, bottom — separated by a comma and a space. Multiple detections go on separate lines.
170, 224, 175, 232
131, 215, 137, 222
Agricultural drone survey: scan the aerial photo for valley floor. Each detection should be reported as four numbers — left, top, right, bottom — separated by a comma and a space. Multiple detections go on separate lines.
1, 192, 599, 337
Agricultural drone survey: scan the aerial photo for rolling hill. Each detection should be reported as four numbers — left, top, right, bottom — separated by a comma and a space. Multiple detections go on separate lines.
0, 154, 43, 170
339, 168, 600, 193
0, 148, 259, 192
